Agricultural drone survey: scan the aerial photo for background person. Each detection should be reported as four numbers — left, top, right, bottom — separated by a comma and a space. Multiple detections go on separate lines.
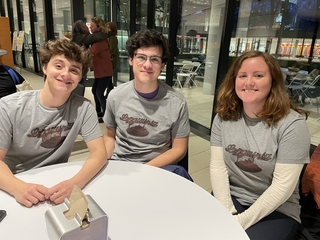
210, 51, 310, 239
90, 17, 113, 121
106, 21, 119, 89
71, 20, 109, 88
71, 20, 108, 48
103, 29, 191, 180
0, 39, 107, 207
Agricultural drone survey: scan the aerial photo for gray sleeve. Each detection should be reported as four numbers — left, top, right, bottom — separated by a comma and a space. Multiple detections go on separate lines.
172, 99, 190, 138
103, 90, 116, 129
210, 114, 222, 147
0, 98, 13, 150
277, 117, 310, 164
79, 101, 103, 142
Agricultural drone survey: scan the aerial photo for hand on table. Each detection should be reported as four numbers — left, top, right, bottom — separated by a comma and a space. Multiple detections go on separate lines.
45, 179, 75, 204
12, 182, 48, 208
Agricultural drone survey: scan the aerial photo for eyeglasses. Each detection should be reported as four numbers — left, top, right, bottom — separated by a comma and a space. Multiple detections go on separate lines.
134, 53, 162, 66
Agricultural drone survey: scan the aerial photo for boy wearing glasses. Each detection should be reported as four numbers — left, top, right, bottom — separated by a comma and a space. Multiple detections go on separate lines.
103, 29, 191, 179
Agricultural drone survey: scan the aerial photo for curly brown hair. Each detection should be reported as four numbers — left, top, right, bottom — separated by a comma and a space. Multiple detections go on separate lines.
126, 29, 170, 64
40, 39, 92, 77
216, 51, 306, 126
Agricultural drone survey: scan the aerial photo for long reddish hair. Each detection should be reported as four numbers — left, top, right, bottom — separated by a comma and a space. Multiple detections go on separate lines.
216, 51, 306, 126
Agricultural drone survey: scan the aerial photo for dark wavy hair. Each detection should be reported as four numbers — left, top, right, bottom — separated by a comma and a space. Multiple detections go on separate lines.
40, 39, 92, 77
72, 20, 87, 36
126, 29, 170, 64
216, 51, 306, 126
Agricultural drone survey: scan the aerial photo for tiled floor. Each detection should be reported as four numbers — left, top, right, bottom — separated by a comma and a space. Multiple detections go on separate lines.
17, 67, 320, 195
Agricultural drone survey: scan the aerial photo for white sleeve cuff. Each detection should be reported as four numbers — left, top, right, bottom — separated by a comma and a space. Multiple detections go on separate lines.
235, 163, 303, 230
210, 146, 237, 214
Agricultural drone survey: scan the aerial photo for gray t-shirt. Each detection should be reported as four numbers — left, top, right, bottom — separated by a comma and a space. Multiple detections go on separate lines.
104, 80, 190, 162
0, 90, 102, 174
210, 110, 310, 222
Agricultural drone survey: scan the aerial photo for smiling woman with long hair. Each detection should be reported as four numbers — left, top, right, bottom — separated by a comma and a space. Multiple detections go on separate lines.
210, 51, 310, 240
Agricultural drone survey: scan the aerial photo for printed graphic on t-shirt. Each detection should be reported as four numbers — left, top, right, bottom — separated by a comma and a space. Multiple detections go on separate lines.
225, 144, 272, 173
27, 123, 74, 148
120, 114, 158, 137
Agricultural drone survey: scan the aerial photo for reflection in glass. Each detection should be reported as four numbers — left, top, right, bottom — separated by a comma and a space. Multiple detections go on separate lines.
232, 0, 320, 147
174, 0, 216, 129
19, 0, 35, 71
155, 0, 170, 32
117, 0, 130, 83
33, 0, 46, 73
52, 0, 72, 40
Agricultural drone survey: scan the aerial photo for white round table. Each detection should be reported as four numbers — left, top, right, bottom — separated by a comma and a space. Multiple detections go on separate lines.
0, 161, 249, 240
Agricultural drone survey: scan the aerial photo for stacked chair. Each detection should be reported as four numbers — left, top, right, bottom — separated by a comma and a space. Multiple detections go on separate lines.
174, 61, 201, 89
288, 69, 320, 106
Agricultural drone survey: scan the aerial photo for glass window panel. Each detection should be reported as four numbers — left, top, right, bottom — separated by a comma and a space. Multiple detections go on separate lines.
155, 0, 170, 31
233, 0, 320, 146
2, 0, 8, 16
95, 0, 109, 21
137, 0, 147, 31
19, 0, 35, 71
117, 0, 130, 84
11, 0, 22, 67
52, 0, 72, 40
34, 0, 45, 73
175, 0, 218, 129
12, 0, 19, 31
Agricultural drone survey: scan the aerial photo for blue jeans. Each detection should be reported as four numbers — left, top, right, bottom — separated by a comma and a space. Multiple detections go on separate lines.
92, 76, 112, 113
161, 165, 193, 181
231, 196, 299, 240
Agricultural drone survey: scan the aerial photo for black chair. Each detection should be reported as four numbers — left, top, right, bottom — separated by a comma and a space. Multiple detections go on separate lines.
177, 149, 188, 172
72, 83, 85, 96
0, 65, 25, 98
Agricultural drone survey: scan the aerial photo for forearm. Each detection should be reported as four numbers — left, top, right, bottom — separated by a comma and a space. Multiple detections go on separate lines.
69, 137, 107, 188
147, 137, 188, 167
210, 146, 237, 214
104, 137, 115, 159
0, 161, 23, 196
82, 32, 108, 47
147, 148, 185, 167
235, 163, 303, 230
69, 149, 107, 189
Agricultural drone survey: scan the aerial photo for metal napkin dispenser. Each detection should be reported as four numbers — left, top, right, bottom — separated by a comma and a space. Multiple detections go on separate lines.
45, 195, 108, 240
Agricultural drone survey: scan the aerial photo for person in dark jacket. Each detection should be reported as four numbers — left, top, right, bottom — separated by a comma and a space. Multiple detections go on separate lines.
71, 20, 108, 48
71, 20, 109, 88
0, 65, 18, 98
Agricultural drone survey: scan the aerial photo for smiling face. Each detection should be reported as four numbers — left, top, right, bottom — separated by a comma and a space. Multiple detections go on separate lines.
235, 56, 272, 116
129, 46, 165, 90
42, 54, 82, 93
